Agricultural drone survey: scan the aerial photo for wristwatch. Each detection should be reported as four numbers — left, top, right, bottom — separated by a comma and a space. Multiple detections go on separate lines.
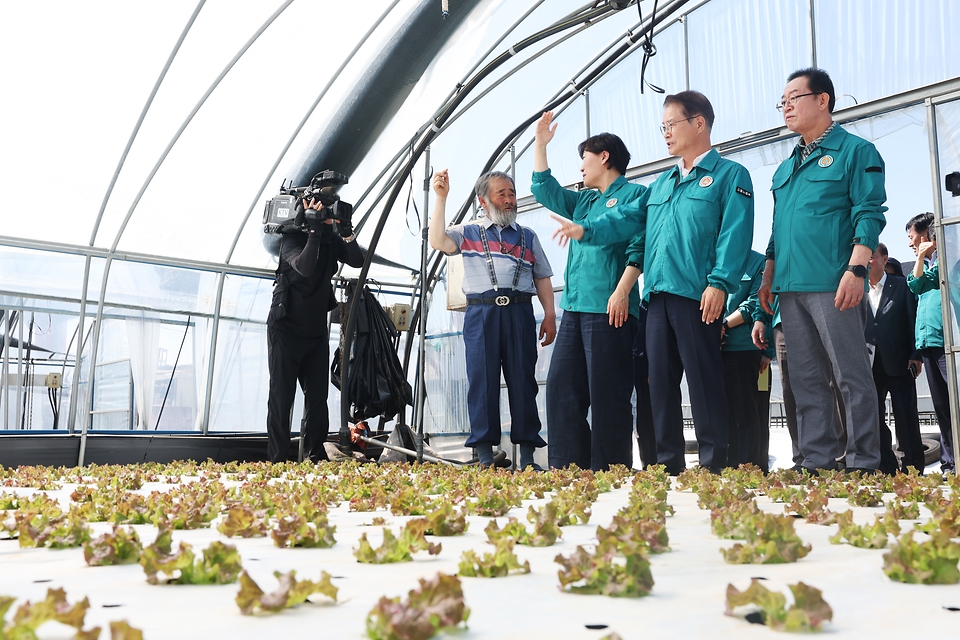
722, 319, 730, 331
846, 264, 868, 278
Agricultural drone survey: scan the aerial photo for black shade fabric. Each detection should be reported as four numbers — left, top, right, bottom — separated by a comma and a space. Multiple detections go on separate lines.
331, 285, 412, 423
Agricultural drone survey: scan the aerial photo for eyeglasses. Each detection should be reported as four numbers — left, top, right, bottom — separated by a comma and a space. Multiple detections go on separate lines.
775, 92, 819, 111
659, 116, 698, 134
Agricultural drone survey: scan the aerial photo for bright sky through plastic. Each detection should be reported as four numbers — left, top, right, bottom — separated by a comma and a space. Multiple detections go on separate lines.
0, 0, 942, 273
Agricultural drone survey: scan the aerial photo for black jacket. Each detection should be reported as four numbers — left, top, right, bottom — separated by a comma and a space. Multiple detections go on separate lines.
864, 274, 919, 378
268, 226, 364, 337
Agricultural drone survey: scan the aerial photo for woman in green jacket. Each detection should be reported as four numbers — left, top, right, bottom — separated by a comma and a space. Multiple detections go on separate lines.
531, 111, 646, 471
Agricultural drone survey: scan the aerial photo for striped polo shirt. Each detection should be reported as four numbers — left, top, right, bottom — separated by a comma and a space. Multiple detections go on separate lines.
444, 217, 552, 295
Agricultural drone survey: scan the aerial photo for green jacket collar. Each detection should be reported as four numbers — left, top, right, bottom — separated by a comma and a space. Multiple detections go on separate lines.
668, 147, 721, 181
602, 174, 630, 196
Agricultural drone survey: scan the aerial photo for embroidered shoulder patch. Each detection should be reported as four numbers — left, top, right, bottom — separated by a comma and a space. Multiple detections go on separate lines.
736, 186, 752, 198
699, 176, 714, 188
605, 198, 618, 208
818, 155, 834, 167
865, 166, 883, 173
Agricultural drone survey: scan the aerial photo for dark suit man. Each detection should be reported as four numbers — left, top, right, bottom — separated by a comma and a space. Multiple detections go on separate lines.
864, 243, 925, 472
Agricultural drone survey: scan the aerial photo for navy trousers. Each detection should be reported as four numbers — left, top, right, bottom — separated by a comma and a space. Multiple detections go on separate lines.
266, 326, 330, 463
920, 347, 956, 471
545, 311, 636, 471
462, 299, 546, 449
647, 293, 728, 473
633, 310, 657, 468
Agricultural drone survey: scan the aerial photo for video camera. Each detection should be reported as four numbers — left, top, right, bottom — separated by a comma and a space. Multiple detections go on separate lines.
263, 169, 354, 235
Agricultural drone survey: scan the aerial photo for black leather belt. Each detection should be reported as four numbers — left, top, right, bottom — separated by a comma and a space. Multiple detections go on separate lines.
466, 293, 534, 307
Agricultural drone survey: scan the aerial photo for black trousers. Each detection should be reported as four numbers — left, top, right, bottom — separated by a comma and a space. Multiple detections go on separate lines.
873, 352, 924, 472
266, 325, 330, 463
647, 293, 728, 472
633, 369, 656, 469
920, 347, 956, 471
546, 311, 637, 471
722, 349, 762, 469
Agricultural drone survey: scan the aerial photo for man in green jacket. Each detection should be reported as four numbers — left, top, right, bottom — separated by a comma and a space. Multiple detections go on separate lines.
759, 68, 887, 473
554, 91, 755, 474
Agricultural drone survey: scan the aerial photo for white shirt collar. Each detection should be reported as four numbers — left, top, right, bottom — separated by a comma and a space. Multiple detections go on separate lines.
678, 149, 712, 178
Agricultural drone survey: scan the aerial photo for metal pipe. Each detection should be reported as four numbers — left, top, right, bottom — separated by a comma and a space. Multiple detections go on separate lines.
414, 147, 431, 462
68, 255, 92, 434
1, 309, 11, 430
356, 433, 462, 466
808, 0, 817, 70
584, 87, 591, 138
201, 273, 226, 435
16, 309, 23, 430
926, 98, 960, 474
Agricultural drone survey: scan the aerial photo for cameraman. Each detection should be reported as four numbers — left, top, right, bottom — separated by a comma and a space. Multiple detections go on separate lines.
266, 197, 363, 463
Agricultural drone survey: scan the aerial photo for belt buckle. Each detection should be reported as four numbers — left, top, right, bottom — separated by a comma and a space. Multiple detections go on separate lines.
495, 295, 510, 307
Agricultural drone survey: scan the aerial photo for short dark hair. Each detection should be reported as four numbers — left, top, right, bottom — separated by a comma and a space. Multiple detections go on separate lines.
905, 212, 934, 235
787, 68, 836, 113
876, 242, 888, 257
663, 90, 715, 129
577, 132, 631, 176
474, 171, 515, 201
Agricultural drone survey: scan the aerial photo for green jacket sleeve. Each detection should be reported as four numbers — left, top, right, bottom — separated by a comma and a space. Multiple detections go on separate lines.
708, 166, 755, 294
848, 143, 887, 251
580, 189, 648, 267
531, 169, 578, 220
907, 264, 939, 295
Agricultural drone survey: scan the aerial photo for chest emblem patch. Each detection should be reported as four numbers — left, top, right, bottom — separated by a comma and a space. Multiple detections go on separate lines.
605, 198, 618, 208
699, 176, 713, 188
818, 155, 834, 168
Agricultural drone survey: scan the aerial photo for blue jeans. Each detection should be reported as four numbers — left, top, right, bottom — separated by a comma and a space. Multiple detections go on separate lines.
545, 311, 636, 471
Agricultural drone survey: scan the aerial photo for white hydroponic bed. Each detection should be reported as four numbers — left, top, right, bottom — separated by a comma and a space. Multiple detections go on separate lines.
1, 444, 958, 640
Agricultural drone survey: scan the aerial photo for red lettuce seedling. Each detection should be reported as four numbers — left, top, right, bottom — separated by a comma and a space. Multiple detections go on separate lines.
366, 573, 470, 640
720, 513, 812, 564
828, 511, 898, 549
83, 525, 143, 566
725, 579, 833, 631
883, 530, 960, 584
236, 569, 338, 615
555, 545, 654, 597
458, 538, 531, 577
354, 519, 441, 564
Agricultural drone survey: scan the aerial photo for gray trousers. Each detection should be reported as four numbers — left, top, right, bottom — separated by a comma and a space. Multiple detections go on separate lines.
778, 292, 880, 470
774, 324, 847, 467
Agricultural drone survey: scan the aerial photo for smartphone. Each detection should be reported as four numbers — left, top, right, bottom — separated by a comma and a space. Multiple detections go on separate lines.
909, 362, 920, 378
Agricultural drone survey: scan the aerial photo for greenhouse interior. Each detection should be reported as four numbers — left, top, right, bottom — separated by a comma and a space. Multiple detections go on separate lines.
3, 0, 960, 469
4, 1, 960, 638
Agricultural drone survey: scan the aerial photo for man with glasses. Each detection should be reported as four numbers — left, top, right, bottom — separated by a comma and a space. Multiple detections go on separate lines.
758, 68, 887, 474
554, 91, 754, 474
